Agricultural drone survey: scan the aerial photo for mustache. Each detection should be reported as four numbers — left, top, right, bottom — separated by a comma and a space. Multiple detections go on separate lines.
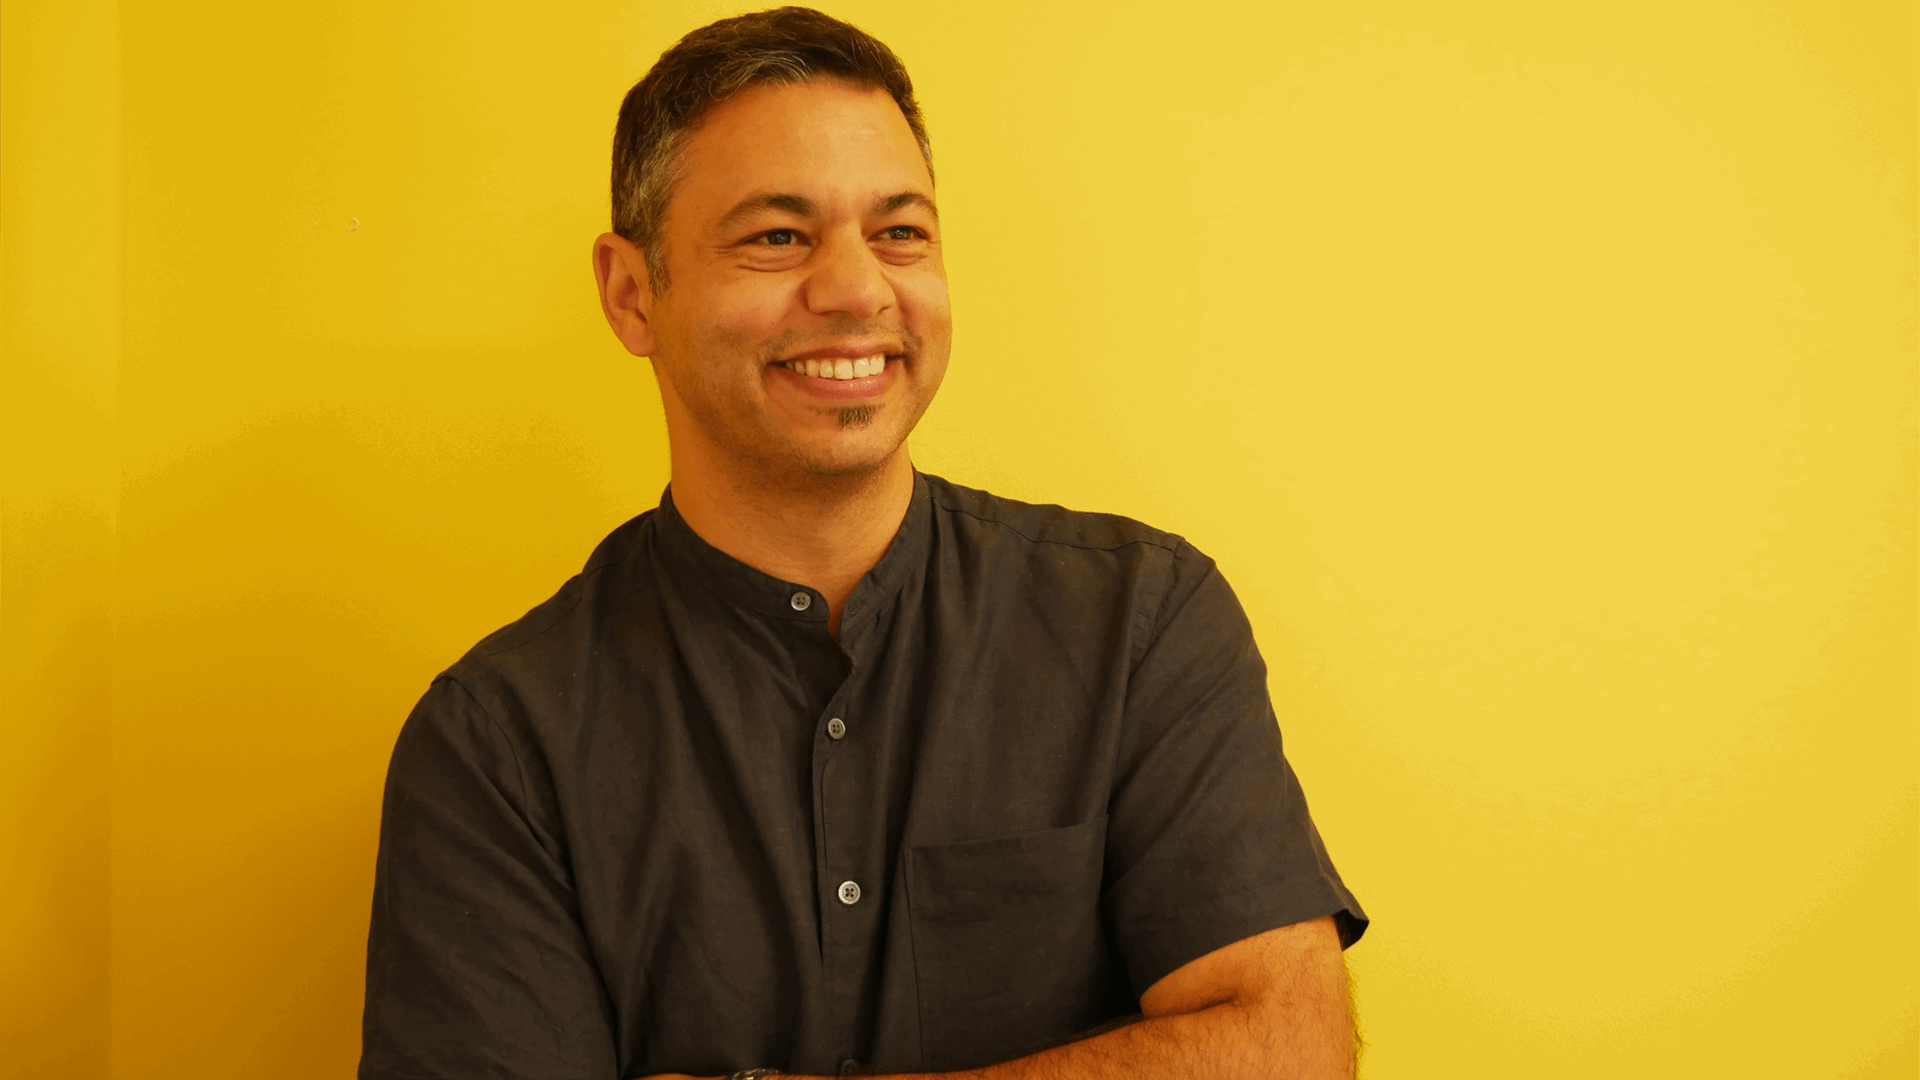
757, 322, 922, 363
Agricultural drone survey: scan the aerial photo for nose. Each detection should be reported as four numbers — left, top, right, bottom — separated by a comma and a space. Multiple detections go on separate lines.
802, 230, 894, 322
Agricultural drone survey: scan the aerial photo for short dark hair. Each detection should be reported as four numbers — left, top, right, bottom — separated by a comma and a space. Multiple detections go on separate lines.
611, 6, 932, 286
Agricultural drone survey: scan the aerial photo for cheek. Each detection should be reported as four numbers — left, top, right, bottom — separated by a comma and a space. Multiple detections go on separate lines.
897, 273, 953, 344
708, 272, 801, 340
668, 271, 796, 359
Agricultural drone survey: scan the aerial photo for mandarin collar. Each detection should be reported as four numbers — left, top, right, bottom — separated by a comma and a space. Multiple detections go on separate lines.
652, 471, 932, 629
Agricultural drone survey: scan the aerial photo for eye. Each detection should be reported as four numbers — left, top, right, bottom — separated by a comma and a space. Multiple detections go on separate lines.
879, 225, 922, 241
760, 228, 801, 246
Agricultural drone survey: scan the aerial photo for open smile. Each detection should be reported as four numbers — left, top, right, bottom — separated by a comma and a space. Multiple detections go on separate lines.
769, 352, 900, 401
779, 354, 891, 381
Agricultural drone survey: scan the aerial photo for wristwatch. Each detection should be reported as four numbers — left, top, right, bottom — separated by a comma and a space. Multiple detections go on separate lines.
725, 1071, 782, 1080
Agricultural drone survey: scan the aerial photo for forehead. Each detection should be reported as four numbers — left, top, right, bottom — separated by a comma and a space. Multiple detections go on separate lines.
674, 79, 931, 219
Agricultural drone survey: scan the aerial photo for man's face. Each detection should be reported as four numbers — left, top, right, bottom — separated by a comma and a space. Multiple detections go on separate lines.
628, 78, 950, 480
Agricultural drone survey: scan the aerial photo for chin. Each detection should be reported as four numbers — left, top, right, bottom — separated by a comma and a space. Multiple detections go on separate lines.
787, 428, 908, 479
794, 447, 900, 480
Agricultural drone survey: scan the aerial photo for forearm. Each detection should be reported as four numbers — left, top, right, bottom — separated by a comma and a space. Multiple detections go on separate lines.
826, 991, 1350, 1080
966, 997, 1345, 1080
646, 924, 1360, 1080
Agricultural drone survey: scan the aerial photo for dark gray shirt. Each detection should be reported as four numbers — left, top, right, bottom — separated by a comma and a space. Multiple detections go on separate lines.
359, 471, 1366, 1079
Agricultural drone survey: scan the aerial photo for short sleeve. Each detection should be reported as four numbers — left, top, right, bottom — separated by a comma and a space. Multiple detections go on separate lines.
359, 677, 618, 1080
1103, 542, 1368, 997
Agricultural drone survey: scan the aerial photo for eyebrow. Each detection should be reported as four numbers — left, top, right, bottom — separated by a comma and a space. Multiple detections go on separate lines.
875, 191, 939, 220
717, 192, 818, 229
715, 189, 939, 230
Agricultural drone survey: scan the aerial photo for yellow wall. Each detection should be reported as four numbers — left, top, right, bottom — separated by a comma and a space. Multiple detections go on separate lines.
2, 0, 117, 1075
4, 1, 1913, 1077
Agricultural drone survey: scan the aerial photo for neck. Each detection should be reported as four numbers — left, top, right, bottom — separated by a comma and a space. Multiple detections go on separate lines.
668, 441, 915, 638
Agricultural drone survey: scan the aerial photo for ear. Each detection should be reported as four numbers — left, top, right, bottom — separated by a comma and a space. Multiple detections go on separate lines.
592, 232, 659, 358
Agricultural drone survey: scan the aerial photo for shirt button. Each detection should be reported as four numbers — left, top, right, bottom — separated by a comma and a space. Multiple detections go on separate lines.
836, 879, 861, 905
827, 717, 846, 739
789, 591, 812, 611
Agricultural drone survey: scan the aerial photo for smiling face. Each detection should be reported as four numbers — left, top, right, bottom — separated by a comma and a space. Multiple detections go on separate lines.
598, 77, 950, 485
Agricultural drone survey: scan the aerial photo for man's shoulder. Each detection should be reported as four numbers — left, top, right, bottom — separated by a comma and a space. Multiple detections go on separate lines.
920, 474, 1229, 643
922, 472, 1187, 558
440, 508, 658, 683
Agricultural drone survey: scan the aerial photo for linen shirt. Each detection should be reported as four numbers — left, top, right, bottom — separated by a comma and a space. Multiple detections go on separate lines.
359, 471, 1366, 1079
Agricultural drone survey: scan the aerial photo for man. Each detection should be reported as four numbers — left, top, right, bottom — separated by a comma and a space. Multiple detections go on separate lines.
359, 8, 1367, 1079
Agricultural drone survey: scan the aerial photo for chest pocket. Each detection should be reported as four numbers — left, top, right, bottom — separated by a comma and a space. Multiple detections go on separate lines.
906, 816, 1117, 1070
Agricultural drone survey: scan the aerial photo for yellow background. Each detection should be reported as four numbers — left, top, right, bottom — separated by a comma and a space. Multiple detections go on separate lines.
4, 0, 1914, 1076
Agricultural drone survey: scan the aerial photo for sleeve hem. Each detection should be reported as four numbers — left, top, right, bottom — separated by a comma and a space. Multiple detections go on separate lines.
1114, 875, 1370, 997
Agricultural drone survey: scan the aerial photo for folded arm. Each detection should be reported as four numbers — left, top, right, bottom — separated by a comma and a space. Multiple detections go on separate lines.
645, 914, 1353, 1080
956, 915, 1352, 1080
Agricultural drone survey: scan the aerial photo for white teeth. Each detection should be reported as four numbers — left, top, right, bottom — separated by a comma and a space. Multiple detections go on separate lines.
786, 354, 889, 380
